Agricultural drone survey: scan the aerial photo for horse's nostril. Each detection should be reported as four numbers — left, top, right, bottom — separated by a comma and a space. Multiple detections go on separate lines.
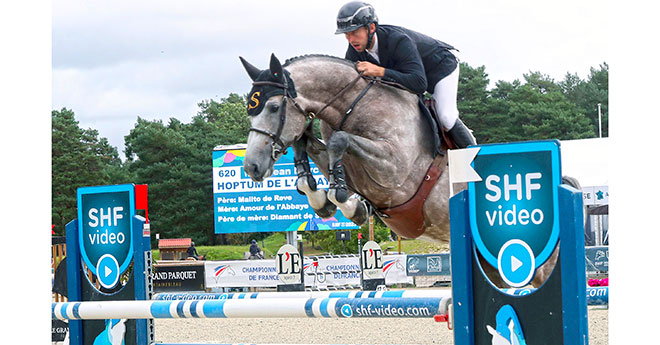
246, 163, 259, 177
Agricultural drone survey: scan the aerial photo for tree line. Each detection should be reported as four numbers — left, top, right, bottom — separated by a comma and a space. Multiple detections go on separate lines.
52, 62, 608, 250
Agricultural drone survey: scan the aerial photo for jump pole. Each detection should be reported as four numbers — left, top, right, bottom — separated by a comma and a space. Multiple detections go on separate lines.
53, 297, 450, 320
152, 286, 608, 305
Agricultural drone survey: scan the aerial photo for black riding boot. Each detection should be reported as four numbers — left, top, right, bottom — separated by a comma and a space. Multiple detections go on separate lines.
447, 119, 476, 148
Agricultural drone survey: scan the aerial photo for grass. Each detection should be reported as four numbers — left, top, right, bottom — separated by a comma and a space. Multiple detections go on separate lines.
153, 233, 289, 261
151, 233, 449, 261
380, 237, 450, 254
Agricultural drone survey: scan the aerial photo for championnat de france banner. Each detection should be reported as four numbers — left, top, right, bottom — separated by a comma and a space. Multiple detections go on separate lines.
213, 146, 359, 233
204, 255, 412, 288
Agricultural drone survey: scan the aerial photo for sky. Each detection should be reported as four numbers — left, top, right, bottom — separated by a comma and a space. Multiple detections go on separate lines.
52, 0, 608, 159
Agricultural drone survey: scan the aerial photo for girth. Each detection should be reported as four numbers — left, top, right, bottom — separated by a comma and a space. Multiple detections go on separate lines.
376, 154, 447, 239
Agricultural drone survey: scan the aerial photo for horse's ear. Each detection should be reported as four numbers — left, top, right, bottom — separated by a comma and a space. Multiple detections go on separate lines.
239, 56, 262, 81
269, 53, 284, 83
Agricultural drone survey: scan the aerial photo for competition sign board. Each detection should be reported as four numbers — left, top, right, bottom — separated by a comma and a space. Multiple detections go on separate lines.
467, 141, 561, 286
68, 184, 151, 345
449, 140, 588, 345
77, 184, 135, 289
213, 145, 359, 233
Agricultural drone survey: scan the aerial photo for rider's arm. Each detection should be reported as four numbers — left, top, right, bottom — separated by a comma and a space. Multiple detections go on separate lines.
381, 34, 427, 94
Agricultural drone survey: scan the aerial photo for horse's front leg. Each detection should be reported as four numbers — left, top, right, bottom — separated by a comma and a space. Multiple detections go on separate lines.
325, 131, 371, 225
293, 135, 337, 219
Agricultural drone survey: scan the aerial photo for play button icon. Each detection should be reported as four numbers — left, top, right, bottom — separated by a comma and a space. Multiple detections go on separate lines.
104, 265, 113, 278
96, 254, 120, 289
511, 256, 523, 272
497, 240, 535, 288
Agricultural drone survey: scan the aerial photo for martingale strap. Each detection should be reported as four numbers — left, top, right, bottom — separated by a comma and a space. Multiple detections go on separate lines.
338, 79, 375, 131
315, 73, 364, 119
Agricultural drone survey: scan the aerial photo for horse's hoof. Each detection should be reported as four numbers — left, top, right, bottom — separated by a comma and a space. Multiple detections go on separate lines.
314, 198, 338, 219
334, 186, 349, 204
350, 201, 369, 226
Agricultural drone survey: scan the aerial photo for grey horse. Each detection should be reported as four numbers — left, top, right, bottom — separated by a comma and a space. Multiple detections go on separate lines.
239, 53, 575, 288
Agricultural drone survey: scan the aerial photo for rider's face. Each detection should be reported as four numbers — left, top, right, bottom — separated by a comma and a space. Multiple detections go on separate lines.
344, 24, 375, 53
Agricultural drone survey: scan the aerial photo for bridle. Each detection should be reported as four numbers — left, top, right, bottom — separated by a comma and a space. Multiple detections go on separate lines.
249, 75, 312, 160
248, 69, 368, 160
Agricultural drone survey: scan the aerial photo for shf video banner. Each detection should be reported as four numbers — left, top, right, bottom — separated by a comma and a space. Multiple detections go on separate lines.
213, 145, 359, 233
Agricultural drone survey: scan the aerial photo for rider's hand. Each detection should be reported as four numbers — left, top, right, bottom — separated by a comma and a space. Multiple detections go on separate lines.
356, 61, 385, 78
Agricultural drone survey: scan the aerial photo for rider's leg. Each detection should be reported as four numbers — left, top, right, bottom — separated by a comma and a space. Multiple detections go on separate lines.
431, 63, 476, 148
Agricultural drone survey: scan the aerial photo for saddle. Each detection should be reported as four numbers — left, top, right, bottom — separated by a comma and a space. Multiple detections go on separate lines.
421, 97, 459, 153
363, 77, 458, 152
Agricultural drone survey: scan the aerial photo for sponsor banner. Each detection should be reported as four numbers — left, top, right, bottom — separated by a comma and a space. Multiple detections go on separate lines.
585, 246, 609, 273
306, 256, 362, 287
276, 244, 302, 284
152, 264, 205, 292
77, 185, 136, 285
52, 319, 68, 342
582, 186, 609, 205
205, 255, 412, 288
206, 260, 279, 288
382, 255, 412, 285
212, 147, 359, 233
334, 297, 443, 318
361, 241, 384, 279
468, 141, 561, 270
406, 253, 451, 276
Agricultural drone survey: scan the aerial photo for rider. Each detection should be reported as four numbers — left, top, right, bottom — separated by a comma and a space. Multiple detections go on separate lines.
187, 241, 200, 260
249, 239, 264, 259
335, 1, 476, 148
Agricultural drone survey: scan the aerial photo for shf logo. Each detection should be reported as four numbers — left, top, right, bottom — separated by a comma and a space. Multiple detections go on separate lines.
77, 185, 136, 289
340, 304, 353, 317
276, 244, 302, 284
459, 141, 561, 286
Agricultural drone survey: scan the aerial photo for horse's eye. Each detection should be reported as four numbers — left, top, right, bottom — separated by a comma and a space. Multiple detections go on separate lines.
269, 104, 280, 113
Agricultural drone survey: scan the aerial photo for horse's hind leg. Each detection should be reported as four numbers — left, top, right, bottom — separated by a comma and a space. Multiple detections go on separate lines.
325, 131, 370, 225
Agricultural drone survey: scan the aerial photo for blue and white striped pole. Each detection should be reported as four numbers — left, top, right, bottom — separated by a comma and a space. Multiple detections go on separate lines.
153, 287, 607, 305
52, 297, 450, 320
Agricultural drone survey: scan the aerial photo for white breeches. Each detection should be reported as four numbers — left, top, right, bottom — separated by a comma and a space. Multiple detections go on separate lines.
431, 62, 460, 130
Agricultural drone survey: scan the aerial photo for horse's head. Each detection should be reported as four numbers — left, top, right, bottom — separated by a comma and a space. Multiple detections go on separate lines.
239, 54, 311, 182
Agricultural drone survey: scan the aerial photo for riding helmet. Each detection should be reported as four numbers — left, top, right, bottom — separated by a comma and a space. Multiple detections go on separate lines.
335, 1, 378, 34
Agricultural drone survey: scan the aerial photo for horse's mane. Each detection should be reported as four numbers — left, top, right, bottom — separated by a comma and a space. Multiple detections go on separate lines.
283, 53, 410, 94
283, 54, 354, 68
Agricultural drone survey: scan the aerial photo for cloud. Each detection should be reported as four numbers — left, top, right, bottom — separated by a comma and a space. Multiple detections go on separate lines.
52, 0, 607, 158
